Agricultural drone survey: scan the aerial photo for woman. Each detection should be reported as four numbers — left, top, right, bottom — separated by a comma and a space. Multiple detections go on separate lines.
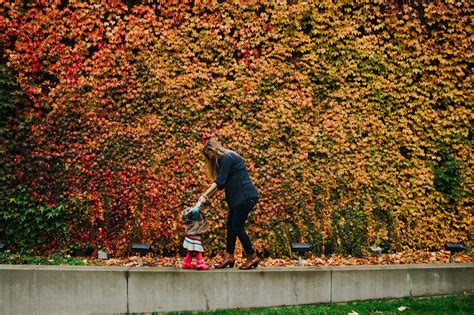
197, 138, 260, 270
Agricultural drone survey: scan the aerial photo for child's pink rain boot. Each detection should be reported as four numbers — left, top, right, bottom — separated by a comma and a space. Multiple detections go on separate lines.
195, 252, 209, 271
182, 252, 195, 269
182, 261, 196, 269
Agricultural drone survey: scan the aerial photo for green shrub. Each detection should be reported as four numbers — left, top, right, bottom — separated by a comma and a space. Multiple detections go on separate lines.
1, 187, 72, 255
331, 201, 368, 257
434, 149, 463, 202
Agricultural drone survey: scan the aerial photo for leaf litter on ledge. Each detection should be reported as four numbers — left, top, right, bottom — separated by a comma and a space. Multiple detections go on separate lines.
87, 249, 473, 267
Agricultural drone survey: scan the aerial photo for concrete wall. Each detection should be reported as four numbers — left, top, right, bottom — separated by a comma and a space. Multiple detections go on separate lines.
127, 267, 331, 312
0, 264, 472, 314
0, 265, 128, 315
331, 264, 473, 302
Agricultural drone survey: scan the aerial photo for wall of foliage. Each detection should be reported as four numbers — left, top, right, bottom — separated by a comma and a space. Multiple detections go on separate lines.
0, 0, 472, 257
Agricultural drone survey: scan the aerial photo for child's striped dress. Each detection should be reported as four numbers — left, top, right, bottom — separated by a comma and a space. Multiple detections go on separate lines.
183, 235, 204, 252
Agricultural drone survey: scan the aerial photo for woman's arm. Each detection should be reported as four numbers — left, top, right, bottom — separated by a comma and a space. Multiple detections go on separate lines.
198, 182, 218, 204
198, 154, 232, 204
214, 154, 232, 190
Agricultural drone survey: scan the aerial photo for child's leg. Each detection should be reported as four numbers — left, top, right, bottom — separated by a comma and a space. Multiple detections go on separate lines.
182, 251, 195, 269
196, 251, 209, 270
184, 251, 193, 263
196, 251, 203, 262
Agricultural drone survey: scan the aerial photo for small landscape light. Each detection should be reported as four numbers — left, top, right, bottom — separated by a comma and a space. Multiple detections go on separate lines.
131, 243, 151, 266
291, 242, 311, 266
444, 242, 464, 263
369, 246, 382, 256
0, 243, 5, 252
98, 250, 108, 260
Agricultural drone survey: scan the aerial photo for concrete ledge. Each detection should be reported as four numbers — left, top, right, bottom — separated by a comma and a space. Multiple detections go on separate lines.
0, 264, 472, 314
331, 264, 473, 302
128, 267, 331, 312
0, 265, 128, 315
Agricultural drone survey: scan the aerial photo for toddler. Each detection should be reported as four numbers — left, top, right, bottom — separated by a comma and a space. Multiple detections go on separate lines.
181, 201, 209, 270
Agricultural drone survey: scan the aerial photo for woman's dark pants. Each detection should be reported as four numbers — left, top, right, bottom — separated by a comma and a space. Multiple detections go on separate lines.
226, 197, 258, 255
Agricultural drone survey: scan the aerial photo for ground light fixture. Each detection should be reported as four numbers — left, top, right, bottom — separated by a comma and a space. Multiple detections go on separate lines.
131, 243, 152, 266
369, 246, 382, 256
291, 242, 311, 266
0, 242, 4, 252
98, 250, 108, 260
444, 242, 464, 263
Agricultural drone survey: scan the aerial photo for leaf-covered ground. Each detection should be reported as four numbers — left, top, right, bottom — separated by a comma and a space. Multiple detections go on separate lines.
87, 250, 474, 268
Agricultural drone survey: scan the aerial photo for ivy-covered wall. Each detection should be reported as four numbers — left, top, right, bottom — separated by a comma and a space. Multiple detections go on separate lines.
0, 0, 472, 257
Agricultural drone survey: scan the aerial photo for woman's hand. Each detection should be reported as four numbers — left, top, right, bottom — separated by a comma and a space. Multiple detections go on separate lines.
198, 195, 208, 205
197, 182, 217, 205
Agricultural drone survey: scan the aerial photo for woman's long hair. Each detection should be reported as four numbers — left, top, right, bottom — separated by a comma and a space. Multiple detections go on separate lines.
202, 138, 230, 179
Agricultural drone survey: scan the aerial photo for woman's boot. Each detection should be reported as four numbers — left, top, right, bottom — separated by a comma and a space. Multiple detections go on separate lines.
214, 252, 235, 269
239, 252, 260, 270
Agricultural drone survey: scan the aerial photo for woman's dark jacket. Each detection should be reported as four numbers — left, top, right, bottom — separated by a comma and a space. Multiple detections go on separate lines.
215, 151, 259, 208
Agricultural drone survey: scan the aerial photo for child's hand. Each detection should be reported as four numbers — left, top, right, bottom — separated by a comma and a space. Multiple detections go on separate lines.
181, 207, 192, 220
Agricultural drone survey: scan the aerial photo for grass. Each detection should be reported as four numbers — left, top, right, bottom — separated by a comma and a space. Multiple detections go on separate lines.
131, 294, 474, 315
